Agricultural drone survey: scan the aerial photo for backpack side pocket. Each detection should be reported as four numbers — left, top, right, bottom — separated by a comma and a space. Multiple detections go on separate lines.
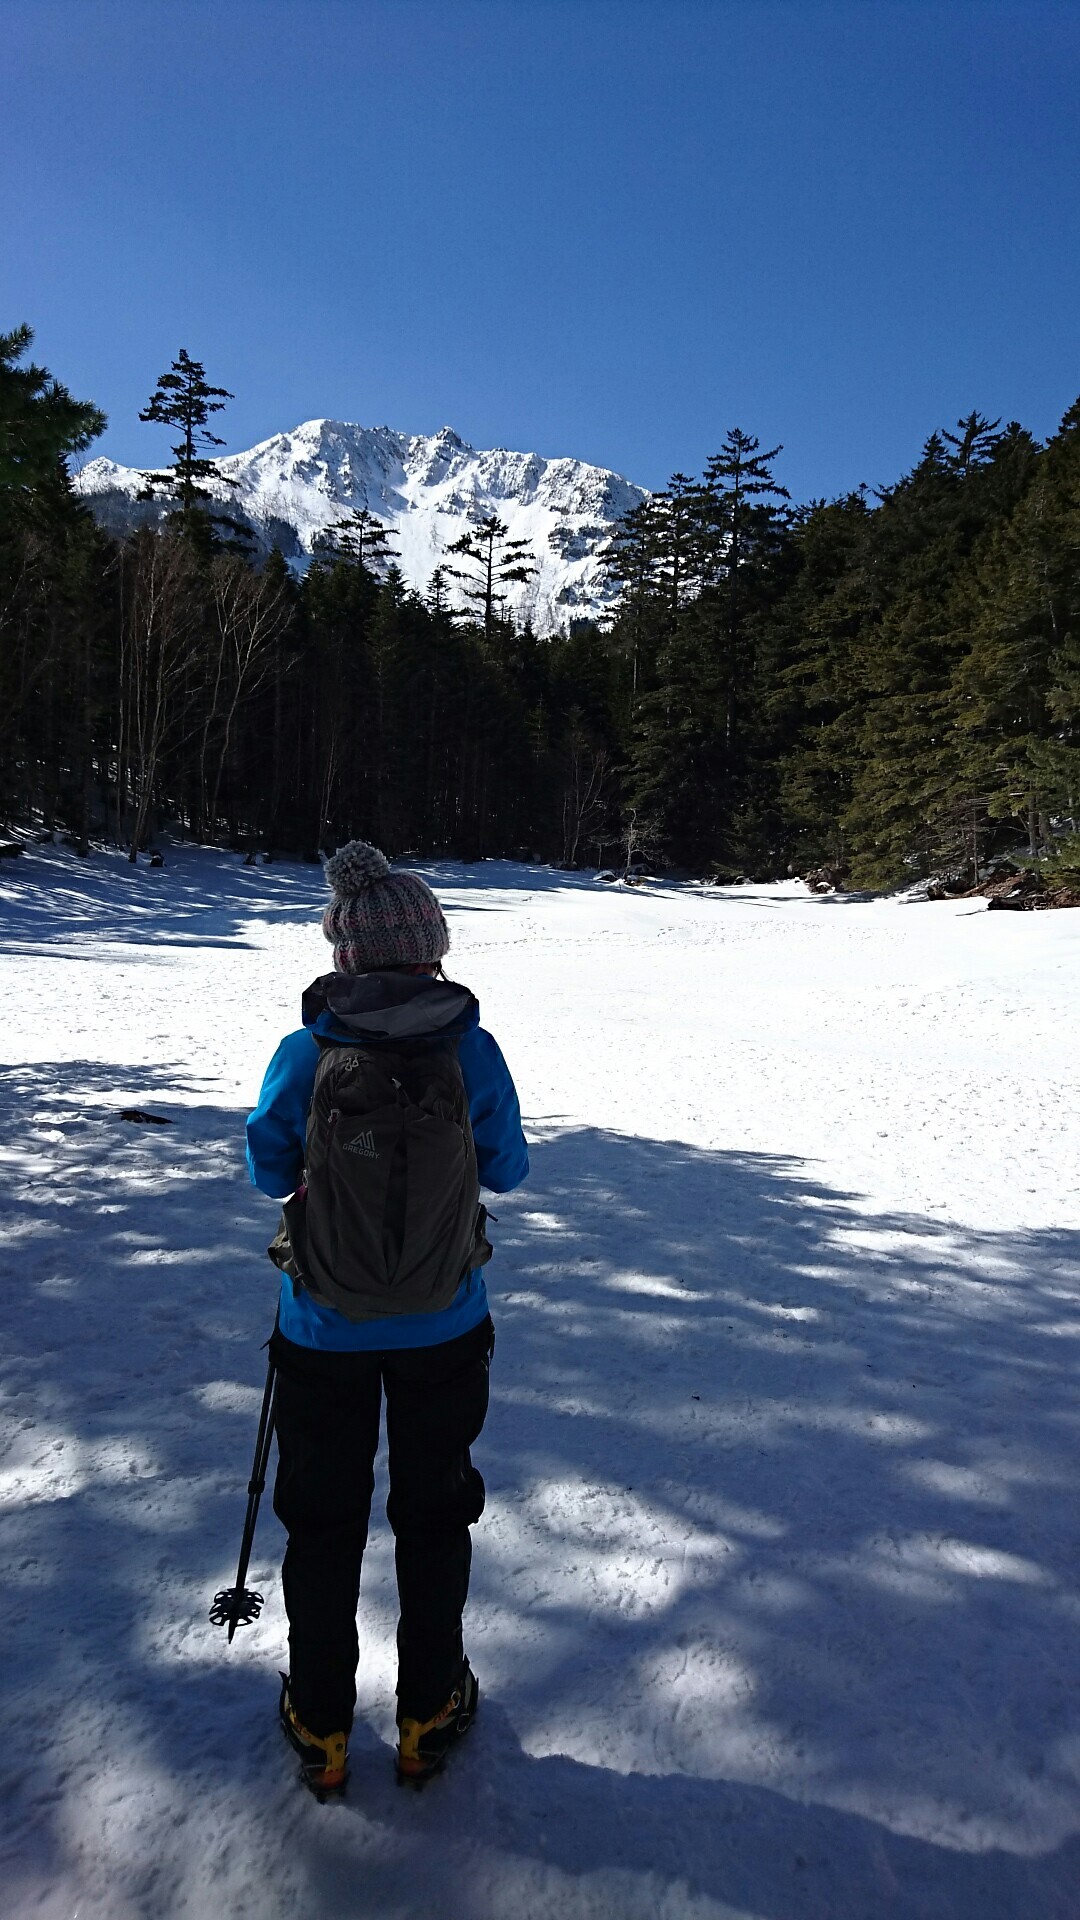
267, 1188, 311, 1294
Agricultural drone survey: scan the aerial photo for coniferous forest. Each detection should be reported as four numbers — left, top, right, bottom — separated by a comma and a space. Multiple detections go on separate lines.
2, 324, 1079, 887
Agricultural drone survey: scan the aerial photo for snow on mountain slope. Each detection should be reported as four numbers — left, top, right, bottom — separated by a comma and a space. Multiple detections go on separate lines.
75, 420, 648, 631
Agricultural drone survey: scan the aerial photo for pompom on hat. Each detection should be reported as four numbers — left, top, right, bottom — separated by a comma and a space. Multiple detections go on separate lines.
321, 840, 450, 974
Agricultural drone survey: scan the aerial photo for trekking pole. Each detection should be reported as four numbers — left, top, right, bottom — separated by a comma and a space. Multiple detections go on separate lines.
209, 1347, 278, 1642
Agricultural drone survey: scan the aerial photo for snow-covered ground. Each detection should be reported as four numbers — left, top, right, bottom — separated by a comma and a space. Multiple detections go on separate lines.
1, 843, 1078, 1920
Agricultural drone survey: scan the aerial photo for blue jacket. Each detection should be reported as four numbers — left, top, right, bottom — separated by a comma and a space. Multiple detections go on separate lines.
246, 973, 528, 1350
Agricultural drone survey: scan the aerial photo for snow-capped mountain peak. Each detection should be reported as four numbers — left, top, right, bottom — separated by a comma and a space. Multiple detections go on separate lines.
76, 419, 648, 629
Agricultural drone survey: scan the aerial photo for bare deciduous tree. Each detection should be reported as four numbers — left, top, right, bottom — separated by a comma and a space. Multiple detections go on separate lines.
118, 530, 204, 860
560, 710, 611, 867
201, 555, 292, 838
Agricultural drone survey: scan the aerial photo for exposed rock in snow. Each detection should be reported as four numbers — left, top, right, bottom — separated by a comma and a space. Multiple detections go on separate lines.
74, 419, 649, 632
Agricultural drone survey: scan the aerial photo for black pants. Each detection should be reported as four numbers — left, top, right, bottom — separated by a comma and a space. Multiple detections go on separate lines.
270, 1315, 494, 1737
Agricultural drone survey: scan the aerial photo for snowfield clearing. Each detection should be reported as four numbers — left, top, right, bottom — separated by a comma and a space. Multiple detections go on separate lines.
1, 845, 1078, 1920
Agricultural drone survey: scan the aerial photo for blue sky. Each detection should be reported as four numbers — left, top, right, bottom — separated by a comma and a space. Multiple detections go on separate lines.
4, 0, 1079, 500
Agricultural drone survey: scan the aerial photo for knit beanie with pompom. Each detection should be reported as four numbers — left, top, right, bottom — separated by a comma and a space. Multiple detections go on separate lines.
321, 840, 450, 973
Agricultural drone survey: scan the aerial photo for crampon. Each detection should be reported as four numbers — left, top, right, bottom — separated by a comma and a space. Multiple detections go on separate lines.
279, 1675, 348, 1800
396, 1662, 478, 1788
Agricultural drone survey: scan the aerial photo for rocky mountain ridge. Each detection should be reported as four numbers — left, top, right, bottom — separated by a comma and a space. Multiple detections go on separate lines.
75, 418, 648, 631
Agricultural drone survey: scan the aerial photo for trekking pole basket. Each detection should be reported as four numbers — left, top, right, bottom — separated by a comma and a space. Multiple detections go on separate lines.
209, 1347, 278, 1642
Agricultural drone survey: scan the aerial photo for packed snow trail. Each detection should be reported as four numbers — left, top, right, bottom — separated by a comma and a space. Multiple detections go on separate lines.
1, 844, 1078, 1919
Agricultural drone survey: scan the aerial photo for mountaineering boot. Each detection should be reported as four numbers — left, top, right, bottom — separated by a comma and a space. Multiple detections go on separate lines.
396, 1660, 479, 1786
278, 1674, 348, 1798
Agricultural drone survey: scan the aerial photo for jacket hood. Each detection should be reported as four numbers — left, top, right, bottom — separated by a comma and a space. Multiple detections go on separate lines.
302, 970, 479, 1045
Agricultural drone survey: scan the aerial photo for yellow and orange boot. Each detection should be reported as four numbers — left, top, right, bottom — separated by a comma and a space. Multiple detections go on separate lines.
396, 1661, 479, 1787
278, 1675, 348, 1799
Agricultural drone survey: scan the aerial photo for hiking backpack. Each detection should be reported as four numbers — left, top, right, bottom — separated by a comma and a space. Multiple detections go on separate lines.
269, 1035, 490, 1321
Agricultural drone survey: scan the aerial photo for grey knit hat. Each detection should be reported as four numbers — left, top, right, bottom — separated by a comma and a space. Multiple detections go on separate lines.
321, 840, 450, 973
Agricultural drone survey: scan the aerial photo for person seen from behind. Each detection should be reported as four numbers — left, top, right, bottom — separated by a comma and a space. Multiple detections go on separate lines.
245, 841, 528, 1795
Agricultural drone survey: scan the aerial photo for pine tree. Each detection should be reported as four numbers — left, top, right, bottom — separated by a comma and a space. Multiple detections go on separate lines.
0, 330, 110, 833
770, 493, 877, 869
942, 411, 1004, 475
601, 496, 668, 719
426, 565, 453, 619
652, 472, 708, 625
312, 507, 400, 574
627, 592, 730, 867
698, 429, 790, 754
138, 348, 242, 544
445, 513, 536, 642
0, 325, 106, 498
842, 424, 1041, 881
953, 396, 1080, 856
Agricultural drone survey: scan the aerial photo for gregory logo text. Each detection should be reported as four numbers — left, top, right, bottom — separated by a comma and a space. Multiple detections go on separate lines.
341, 1130, 379, 1159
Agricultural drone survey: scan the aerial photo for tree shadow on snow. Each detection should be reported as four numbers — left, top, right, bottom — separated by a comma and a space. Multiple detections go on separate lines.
1, 1083, 1079, 1918
0, 846, 604, 961
0, 841, 331, 953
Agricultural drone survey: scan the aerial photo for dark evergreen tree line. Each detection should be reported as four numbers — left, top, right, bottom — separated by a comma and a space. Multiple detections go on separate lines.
604, 409, 1079, 884
2, 324, 1078, 887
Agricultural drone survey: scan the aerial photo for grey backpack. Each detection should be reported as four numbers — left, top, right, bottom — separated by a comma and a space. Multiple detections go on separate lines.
270, 1032, 490, 1321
